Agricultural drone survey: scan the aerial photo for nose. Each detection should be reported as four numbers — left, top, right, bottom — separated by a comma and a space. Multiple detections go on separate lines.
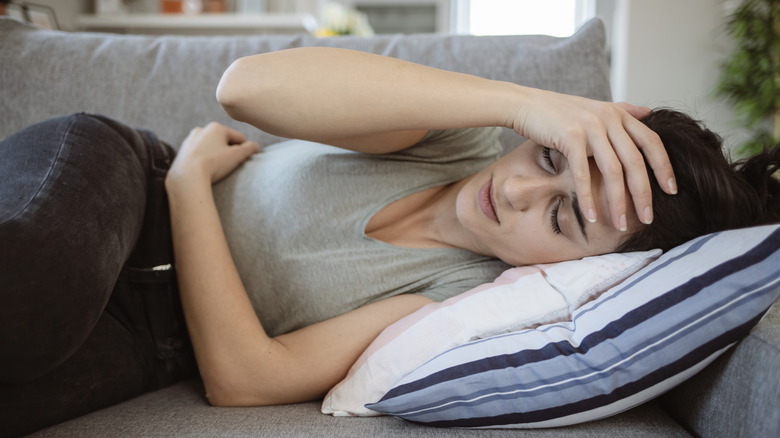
501, 174, 560, 212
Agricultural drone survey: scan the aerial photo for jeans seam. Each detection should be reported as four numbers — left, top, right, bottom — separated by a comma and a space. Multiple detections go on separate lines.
0, 115, 78, 227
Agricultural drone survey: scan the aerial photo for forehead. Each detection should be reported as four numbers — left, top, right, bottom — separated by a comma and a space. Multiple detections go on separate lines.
585, 167, 640, 252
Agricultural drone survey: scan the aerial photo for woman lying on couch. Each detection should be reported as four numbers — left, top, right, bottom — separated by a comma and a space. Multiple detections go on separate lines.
2, 48, 779, 435
172, 48, 778, 406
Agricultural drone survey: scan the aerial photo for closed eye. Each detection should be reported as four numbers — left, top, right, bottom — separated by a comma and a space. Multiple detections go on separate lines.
541, 147, 556, 173
550, 198, 562, 235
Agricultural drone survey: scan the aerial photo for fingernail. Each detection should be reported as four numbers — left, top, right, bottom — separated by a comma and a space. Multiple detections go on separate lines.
643, 206, 653, 224
619, 214, 627, 232
667, 177, 678, 195
586, 208, 597, 223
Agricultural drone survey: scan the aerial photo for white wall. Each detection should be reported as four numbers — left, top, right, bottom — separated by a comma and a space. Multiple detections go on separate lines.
25, 0, 89, 30
610, 0, 748, 151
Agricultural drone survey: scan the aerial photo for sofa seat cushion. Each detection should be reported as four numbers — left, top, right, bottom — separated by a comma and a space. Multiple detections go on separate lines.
28, 379, 692, 438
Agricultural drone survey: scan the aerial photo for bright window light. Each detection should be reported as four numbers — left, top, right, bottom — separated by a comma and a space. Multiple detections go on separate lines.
469, 0, 579, 37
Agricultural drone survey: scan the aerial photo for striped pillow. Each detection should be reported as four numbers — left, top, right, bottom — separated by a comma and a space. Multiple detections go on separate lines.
367, 224, 780, 428
322, 250, 659, 416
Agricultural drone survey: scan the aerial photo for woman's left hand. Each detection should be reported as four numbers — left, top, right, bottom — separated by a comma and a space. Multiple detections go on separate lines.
168, 122, 260, 186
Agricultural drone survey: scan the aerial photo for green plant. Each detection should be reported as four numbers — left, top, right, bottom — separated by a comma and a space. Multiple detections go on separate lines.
715, 0, 780, 156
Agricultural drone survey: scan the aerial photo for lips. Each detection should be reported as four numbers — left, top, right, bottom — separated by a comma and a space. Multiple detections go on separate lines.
479, 178, 500, 224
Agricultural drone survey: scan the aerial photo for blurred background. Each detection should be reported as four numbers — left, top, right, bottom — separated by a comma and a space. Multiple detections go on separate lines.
2, 0, 777, 155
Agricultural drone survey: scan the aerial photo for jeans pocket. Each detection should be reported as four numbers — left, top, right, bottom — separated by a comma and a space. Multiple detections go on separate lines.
110, 264, 195, 386
108, 131, 196, 386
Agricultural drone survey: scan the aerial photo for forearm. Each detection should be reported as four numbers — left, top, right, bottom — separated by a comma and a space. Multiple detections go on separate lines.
165, 173, 275, 403
217, 47, 522, 146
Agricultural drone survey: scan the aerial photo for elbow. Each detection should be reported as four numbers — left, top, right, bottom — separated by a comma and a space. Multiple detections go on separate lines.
203, 376, 266, 407
205, 387, 247, 407
216, 54, 282, 129
202, 368, 291, 407
204, 388, 234, 407
216, 57, 248, 121
217, 52, 301, 137
202, 373, 238, 406
200, 364, 254, 407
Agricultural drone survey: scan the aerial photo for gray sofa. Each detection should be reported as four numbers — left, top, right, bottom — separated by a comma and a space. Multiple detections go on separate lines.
1, 17, 778, 437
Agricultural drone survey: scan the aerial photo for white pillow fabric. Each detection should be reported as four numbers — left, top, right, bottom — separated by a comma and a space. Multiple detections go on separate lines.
322, 250, 659, 416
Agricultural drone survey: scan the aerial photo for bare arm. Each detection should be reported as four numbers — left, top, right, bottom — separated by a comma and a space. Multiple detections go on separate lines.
166, 123, 431, 406
216, 47, 677, 229
216, 47, 516, 153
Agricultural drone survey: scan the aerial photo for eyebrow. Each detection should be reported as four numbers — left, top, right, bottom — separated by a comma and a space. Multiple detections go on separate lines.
570, 192, 589, 243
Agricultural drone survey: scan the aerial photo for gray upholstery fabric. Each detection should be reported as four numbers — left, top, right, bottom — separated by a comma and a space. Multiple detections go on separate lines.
29, 379, 691, 438
0, 17, 611, 153
660, 303, 780, 438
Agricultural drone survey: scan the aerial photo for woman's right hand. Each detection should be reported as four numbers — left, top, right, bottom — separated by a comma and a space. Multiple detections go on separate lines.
509, 87, 678, 231
167, 122, 260, 188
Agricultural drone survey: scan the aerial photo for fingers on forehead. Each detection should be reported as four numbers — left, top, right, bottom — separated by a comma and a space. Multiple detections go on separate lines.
624, 117, 676, 192
611, 132, 654, 222
566, 145, 597, 220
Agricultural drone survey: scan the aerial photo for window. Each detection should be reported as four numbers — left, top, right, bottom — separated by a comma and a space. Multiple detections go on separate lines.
462, 0, 595, 37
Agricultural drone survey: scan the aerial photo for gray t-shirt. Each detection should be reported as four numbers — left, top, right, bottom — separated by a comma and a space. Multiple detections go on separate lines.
213, 128, 511, 336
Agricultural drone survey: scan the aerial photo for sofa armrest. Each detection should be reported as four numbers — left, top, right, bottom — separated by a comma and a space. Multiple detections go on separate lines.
660, 300, 780, 437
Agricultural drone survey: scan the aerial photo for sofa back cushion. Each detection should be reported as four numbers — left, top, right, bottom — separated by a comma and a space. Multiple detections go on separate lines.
0, 17, 611, 152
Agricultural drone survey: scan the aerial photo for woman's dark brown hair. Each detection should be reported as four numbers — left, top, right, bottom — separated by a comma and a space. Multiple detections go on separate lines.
618, 109, 780, 252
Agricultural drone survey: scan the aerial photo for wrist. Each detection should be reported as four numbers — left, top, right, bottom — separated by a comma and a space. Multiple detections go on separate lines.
492, 82, 533, 133
165, 165, 211, 196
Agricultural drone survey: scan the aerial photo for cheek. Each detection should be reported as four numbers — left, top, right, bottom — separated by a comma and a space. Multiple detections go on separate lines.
491, 225, 563, 265
499, 225, 603, 265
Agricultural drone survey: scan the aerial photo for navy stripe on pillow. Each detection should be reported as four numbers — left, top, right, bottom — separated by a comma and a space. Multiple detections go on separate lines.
408, 315, 764, 428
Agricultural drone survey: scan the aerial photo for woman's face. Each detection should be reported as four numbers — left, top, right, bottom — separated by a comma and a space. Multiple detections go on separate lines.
456, 141, 640, 266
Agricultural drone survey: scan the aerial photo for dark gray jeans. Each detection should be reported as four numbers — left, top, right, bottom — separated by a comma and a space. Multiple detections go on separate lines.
0, 114, 197, 437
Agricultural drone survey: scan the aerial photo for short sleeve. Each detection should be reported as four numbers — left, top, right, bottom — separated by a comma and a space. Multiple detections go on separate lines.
390, 127, 504, 165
